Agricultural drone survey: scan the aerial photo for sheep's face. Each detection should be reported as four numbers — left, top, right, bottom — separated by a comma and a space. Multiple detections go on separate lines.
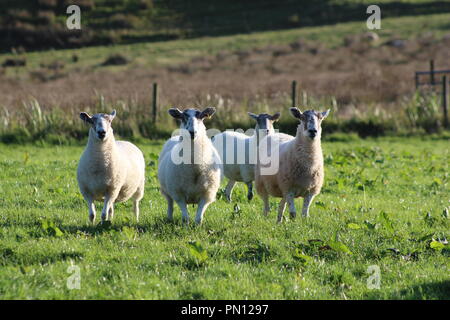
80, 110, 116, 141
289, 108, 330, 140
248, 112, 281, 136
168, 107, 215, 140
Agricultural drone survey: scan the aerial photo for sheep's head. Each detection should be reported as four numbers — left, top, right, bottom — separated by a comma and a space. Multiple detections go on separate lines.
248, 112, 281, 136
80, 110, 116, 141
168, 107, 215, 139
289, 107, 330, 140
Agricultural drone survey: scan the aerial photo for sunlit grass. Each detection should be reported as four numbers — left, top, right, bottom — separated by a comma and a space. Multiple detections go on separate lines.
0, 137, 448, 299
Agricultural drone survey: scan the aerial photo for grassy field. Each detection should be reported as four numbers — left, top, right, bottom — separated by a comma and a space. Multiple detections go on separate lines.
0, 136, 448, 299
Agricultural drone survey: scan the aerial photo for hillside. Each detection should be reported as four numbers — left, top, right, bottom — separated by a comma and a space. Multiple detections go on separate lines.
0, 12, 449, 142
1, 0, 450, 51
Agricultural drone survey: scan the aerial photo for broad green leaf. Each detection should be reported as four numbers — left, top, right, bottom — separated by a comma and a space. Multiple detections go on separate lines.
328, 240, 353, 255
379, 211, 394, 233
188, 241, 208, 263
293, 249, 313, 265
430, 241, 445, 251
347, 223, 361, 230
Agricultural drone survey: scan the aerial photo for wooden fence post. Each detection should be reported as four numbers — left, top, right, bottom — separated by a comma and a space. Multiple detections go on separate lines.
430, 60, 435, 86
152, 82, 158, 124
291, 80, 297, 108
443, 76, 449, 128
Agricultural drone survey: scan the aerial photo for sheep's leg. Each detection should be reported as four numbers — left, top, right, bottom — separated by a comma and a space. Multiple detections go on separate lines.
302, 194, 315, 218
287, 192, 297, 219
133, 199, 140, 222
101, 195, 116, 222
277, 198, 286, 223
176, 200, 190, 225
195, 199, 210, 225
108, 206, 114, 221
225, 180, 236, 202
262, 194, 270, 216
133, 184, 144, 222
87, 199, 96, 224
166, 197, 174, 222
246, 182, 253, 201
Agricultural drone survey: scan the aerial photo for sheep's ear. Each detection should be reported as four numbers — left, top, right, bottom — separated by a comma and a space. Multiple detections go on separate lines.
168, 108, 183, 119
270, 112, 281, 122
248, 112, 258, 120
200, 107, 216, 120
110, 110, 116, 120
80, 112, 93, 124
289, 107, 303, 120
319, 109, 330, 119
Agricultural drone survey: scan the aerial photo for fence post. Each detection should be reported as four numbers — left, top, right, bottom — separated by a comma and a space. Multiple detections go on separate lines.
415, 72, 419, 90
430, 60, 435, 86
152, 82, 158, 124
291, 80, 297, 108
443, 75, 449, 128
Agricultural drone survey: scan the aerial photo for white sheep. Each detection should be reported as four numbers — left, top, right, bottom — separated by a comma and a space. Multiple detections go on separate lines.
77, 110, 145, 223
158, 107, 221, 225
255, 107, 330, 222
211, 112, 281, 202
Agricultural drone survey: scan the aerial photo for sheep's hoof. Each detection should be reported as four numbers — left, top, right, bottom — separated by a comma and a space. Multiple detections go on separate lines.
247, 192, 253, 201
89, 215, 95, 224
277, 216, 283, 223
290, 212, 296, 219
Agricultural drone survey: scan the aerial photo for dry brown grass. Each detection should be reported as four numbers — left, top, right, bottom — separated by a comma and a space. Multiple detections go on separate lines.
1, 33, 449, 119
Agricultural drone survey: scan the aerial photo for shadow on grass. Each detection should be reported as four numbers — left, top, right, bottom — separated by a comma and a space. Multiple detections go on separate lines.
365, 280, 450, 299
62, 215, 195, 239
0, 247, 84, 267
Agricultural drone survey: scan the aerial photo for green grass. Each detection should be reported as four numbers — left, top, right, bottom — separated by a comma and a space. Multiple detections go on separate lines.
0, 136, 448, 299
2, 11, 450, 78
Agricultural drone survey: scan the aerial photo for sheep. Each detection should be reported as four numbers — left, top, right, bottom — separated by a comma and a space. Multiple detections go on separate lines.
77, 110, 145, 224
255, 107, 330, 222
211, 112, 282, 202
158, 107, 221, 225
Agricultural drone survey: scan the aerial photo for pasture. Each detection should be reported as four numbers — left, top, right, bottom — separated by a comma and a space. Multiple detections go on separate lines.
0, 136, 448, 299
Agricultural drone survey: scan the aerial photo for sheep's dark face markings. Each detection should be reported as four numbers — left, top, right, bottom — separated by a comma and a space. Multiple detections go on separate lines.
80, 110, 116, 141
290, 108, 330, 140
181, 109, 203, 139
248, 112, 280, 136
302, 111, 320, 139
169, 107, 216, 140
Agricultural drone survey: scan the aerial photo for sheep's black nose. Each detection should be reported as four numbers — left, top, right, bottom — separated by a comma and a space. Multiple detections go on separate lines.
97, 130, 106, 139
308, 129, 317, 138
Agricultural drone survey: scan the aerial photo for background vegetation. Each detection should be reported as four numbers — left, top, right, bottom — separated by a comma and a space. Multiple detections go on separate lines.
1, 10, 450, 142
2, 0, 450, 51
